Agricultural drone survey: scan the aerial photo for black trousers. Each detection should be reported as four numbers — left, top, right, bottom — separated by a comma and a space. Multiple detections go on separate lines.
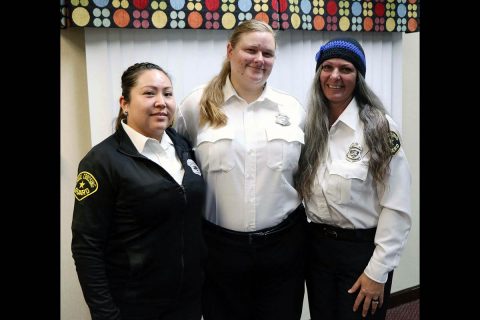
118, 288, 202, 320
306, 222, 393, 320
201, 205, 308, 320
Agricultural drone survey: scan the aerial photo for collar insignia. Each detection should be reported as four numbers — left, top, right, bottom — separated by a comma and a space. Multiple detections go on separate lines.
74, 171, 98, 201
346, 142, 362, 162
275, 113, 290, 126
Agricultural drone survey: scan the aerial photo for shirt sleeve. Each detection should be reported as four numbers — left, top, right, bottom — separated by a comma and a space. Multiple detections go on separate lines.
71, 153, 121, 320
174, 87, 203, 145
364, 120, 412, 283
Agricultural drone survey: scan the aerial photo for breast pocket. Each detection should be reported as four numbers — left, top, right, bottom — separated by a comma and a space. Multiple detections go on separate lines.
196, 127, 235, 172
326, 161, 369, 204
265, 125, 305, 171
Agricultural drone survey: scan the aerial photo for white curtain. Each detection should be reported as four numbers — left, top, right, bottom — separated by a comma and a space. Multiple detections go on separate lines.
84, 28, 402, 146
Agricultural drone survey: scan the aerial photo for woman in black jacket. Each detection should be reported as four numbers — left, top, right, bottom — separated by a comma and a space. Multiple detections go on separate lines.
72, 62, 206, 320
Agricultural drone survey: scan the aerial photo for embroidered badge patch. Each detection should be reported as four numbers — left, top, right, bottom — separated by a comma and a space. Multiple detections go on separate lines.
275, 113, 290, 126
187, 159, 201, 176
74, 171, 99, 201
346, 142, 362, 162
388, 131, 401, 155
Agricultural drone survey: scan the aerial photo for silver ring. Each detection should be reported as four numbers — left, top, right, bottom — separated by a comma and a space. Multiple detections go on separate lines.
372, 300, 379, 304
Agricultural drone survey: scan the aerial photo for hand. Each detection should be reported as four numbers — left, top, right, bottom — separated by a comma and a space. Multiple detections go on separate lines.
348, 272, 385, 317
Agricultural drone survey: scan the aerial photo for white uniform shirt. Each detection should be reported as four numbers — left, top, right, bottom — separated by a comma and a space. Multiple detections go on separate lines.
176, 77, 305, 231
305, 99, 411, 283
122, 121, 185, 185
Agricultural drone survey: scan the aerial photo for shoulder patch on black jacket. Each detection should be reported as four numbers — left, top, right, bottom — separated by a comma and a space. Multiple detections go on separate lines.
74, 171, 99, 201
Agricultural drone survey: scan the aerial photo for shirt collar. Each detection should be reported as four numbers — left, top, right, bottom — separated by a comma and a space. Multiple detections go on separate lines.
121, 121, 173, 153
159, 131, 174, 150
336, 98, 361, 131
223, 75, 279, 109
223, 76, 238, 102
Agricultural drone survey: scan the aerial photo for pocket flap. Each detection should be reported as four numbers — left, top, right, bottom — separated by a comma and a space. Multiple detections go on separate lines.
196, 126, 235, 146
265, 125, 304, 144
328, 161, 369, 181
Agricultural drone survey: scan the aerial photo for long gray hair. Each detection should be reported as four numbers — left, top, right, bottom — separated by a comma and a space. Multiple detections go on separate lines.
295, 69, 393, 201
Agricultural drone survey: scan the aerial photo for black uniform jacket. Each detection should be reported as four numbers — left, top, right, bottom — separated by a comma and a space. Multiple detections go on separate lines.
72, 126, 207, 320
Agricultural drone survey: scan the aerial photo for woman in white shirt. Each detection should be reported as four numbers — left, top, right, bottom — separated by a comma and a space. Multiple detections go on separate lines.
176, 19, 307, 320
295, 38, 411, 320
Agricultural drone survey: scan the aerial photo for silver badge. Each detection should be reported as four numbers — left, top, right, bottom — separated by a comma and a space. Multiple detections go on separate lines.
275, 113, 290, 126
346, 142, 362, 162
187, 159, 201, 176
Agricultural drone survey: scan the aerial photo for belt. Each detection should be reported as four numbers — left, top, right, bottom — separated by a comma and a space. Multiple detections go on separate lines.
310, 222, 376, 242
203, 204, 306, 245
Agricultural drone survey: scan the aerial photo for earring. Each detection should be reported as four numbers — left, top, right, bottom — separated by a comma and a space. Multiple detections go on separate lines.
124, 111, 128, 116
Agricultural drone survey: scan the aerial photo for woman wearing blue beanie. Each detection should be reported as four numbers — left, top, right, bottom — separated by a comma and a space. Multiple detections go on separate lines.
295, 38, 412, 320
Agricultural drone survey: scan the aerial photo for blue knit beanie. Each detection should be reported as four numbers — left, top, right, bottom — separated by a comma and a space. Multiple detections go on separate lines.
315, 38, 366, 78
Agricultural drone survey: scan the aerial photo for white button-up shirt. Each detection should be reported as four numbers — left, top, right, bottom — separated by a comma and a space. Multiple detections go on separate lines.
305, 99, 411, 283
122, 121, 184, 185
176, 77, 305, 231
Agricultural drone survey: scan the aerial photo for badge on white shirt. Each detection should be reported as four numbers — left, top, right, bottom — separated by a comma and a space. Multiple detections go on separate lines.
275, 113, 290, 126
346, 142, 362, 162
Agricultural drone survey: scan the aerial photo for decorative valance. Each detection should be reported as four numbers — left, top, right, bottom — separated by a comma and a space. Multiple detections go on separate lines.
60, 0, 419, 32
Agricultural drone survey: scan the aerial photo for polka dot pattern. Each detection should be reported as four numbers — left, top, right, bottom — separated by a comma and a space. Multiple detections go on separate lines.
60, 0, 419, 32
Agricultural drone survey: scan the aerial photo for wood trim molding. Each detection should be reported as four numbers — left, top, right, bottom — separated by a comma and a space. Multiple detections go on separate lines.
388, 285, 420, 308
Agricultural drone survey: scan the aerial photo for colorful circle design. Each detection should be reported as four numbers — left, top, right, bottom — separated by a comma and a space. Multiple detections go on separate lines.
206, 11, 220, 29
112, 0, 129, 9
71, 0, 89, 6
272, 0, 287, 12
397, 4, 407, 17
339, 0, 349, 16
363, 16, 373, 31
326, 0, 337, 15
300, 0, 312, 14
221, 12, 236, 29
237, 0, 252, 12
386, 17, 396, 31
374, 17, 384, 31
302, 14, 312, 30
326, 15, 337, 31
238, 12, 253, 21
133, 0, 149, 10
313, 15, 325, 30
352, 16, 362, 31
291, 13, 301, 29
254, 12, 269, 24
352, 2, 362, 16
339, 16, 350, 31
152, 1, 162, 10
72, 7, 90, 27
407, 18, 417, 31
171, 0, 186, 10
113, 8, 130, 27
152, 10, 168, 28
375, 3, 385, 16
93, 0, 109, 7
66, 0, 419, 32
188, 11, 202, 28
206, 0, 220, 11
